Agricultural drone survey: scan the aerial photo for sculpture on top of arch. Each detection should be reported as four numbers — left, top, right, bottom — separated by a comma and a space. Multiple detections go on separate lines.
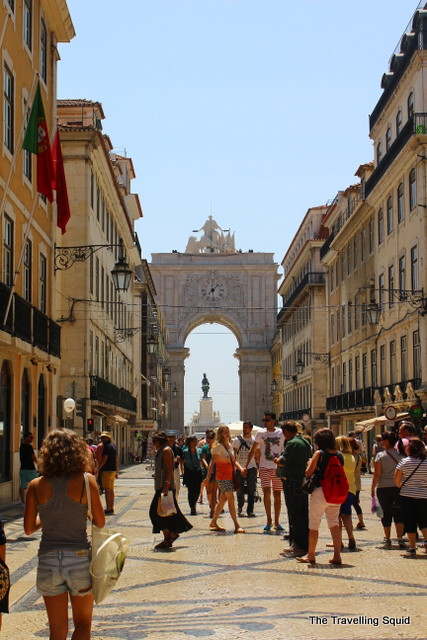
185, 215, 237, 254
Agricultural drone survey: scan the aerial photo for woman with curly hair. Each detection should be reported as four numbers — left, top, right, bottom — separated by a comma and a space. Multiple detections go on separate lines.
24, 429, 105, 640
208, 425, 245, 533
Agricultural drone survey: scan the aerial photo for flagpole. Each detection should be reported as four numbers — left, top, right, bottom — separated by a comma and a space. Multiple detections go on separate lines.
0, 73, 39, 222
2, 193, 39, 326
0, 11, 12, 50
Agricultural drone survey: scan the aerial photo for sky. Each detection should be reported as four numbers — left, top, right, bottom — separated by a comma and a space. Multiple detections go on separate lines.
58, 0, 421, 425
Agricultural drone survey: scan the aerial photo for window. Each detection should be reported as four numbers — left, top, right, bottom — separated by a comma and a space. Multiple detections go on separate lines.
347, 301, 352, 334
398, 255, 405, 294
3, 216, 13, 286
377, 208, 383, 244
369, 218, 374, 254
380, 345, 386, 385
7, 1, 15, 11
385, 126, 392, 152
388, 265, 394, 308
39, 254, 46, 313
386, 196, 393, 234
371, 349, 377, 387
341, 305, 346, 338
23, 97, 32, 181
410, 246, 418, 290
3, 64, 14, 154
89, 332, 93, 375
401, 335, 407, 381
23, 240, 32, 302
40, 19, 47, 82
330, 314, 335, 345
362, 353, 368, 388
355, 356, 360, 390
342, 362, 347, 393
95, 336, 99, 376
90, 170, 94, 209
397, 183, 404, 223
23, 0, 32, 51
96, 183, 100, 221
348, 359, 353, 390
330, 265, 334, 292
347, 244, 351, 276
379, 273, 385, 308
407, 91, 414, 119
409, 169, 416, 210
95, 257, 99, 300
390, 341, 396, 382
376, 141, 382, 165
354, 294, 360, 330
340, 252, 345, 282
361, 228, 366, 262
353, 235, 358, 269
413, 330, 421, 379
396, 109, 402, 135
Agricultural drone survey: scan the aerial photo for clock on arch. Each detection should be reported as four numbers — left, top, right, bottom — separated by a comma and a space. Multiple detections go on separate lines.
199, 279, 226, 301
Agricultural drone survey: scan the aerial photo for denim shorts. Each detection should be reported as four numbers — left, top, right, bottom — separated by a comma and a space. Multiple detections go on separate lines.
37, 549, 91, 597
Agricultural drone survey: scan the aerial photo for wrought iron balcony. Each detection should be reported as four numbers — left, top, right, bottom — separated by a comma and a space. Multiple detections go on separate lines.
279, 272, 325, 320
326, 378, 421, 412
90, 375, 137, 413
0, 283, 61, 358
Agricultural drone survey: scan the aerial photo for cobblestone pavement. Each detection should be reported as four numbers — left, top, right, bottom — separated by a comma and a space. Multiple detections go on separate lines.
2, 465, 427, 640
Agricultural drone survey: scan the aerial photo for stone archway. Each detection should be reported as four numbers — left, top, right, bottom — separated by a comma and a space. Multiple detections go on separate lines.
150, 219, 279, 428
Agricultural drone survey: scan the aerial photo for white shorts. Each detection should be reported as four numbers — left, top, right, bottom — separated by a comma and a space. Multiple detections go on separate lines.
309, 486, 341, 530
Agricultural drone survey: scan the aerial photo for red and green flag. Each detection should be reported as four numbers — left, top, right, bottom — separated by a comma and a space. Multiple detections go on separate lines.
22, 81, 54, 202
52, 130, 71, 234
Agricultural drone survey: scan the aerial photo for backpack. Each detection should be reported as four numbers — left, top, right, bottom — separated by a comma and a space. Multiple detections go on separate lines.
320, 454, 349, 504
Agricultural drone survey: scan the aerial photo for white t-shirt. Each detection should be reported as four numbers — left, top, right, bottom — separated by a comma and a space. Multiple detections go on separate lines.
255, 428, 284, 469
232, 436, 256, 469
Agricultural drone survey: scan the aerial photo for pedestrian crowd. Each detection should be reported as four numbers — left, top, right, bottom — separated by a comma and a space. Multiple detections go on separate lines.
1, 416, 425, 638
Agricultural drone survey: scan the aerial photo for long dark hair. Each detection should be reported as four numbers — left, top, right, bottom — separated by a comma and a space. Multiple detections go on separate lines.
406, 437, 427, 460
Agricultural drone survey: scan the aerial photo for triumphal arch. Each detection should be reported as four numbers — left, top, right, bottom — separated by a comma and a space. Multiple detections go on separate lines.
150, 216, 279, 427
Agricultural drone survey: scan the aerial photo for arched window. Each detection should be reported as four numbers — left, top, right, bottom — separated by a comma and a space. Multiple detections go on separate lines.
377, 208, 384, 244
409, 168, 416, 210
0, 361, 12, 482
386, 196, 393, 235
396, 109, 402, 136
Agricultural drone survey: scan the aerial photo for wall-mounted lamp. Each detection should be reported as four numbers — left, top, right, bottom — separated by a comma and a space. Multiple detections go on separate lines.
147, 335, 158, 355
271, 379, 278, 394
172, 385, 178, 398
163, 367, 171, 382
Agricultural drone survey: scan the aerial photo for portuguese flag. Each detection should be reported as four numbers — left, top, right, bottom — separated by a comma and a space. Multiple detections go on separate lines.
22, 82, 54, 202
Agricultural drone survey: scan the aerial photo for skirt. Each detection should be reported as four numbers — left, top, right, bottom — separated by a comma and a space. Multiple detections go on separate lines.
149, 490, 193, 535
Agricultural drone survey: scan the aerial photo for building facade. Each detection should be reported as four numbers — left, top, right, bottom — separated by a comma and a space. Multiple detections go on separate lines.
0, 1, 74, 502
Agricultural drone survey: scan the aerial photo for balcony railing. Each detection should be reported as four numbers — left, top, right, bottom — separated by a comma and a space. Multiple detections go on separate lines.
90, 375, 137, 413
0, 283, 61, 357
279, 408, 311, 422
326, 378, 421, 412
279, 272, 325, 318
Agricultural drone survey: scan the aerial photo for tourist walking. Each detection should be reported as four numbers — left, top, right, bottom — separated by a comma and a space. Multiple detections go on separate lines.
208, 425, 245, 533
24, 429, 105, 640
166, 432, 183, 498
394, 437, 427, 555
275, 421, 312, 556
97, 432, 118, 515
149, 431, 192, 550
244, 411, 285, 533
335, 435, 357, 550
232, 421, 257, 518
201, 429, 218, 518
182, 435, 203, 515
350, 438, 366, 530
297, 429, 346, 565
371, 431, 405, 547
19, 431, 38, 504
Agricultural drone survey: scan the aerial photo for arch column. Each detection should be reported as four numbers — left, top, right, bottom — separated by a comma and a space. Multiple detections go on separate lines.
235, 348, 272, 425
167, 347, 189, 431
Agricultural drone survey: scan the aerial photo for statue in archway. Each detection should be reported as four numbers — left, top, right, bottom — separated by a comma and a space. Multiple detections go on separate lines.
201, 373, 210, 398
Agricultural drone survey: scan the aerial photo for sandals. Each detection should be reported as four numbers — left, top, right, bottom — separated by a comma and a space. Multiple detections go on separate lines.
329, 559, 342, 565
209, 525, 226, 532
296, 556, 316, 564
234, 527, 245, 534
356, 523, 366, 530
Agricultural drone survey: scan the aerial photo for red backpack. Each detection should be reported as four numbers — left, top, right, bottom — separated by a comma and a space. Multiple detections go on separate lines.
320, 454, 349, 504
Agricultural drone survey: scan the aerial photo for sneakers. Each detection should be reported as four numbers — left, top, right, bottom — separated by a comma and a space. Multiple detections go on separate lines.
383, 537, 392, 547
263, 524, 272, 533
273, 524, 284, 534
398, 538, 407, 549
247, 512, 256, 518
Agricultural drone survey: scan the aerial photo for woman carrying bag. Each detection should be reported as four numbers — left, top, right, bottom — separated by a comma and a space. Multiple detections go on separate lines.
149, 431, 192, 550
182, 435, 203, 515
24, 429, 105, 640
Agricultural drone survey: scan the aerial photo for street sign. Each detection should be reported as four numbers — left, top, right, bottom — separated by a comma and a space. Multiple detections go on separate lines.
384, 405, 397, 420
301, 413, 311, 423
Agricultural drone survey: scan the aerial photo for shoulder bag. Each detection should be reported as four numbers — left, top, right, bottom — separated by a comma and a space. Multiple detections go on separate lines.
302, 452, 322, 495
222, 444, 240, 491
85, 473, 130, 604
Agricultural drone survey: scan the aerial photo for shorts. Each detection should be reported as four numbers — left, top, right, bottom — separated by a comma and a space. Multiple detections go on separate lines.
309, 486, 341, 530
20, 469, 38, 489
218, 479, 234, 493
37, 549, 91, 597
340, 492, 356, 516
101, 471, 116, 490
259, 467, 283, 492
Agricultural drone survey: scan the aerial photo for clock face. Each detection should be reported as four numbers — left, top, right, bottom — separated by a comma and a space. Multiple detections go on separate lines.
200, 281, 226, 301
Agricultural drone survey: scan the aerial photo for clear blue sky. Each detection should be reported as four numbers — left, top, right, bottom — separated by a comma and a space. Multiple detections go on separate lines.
58, 0, 420, 425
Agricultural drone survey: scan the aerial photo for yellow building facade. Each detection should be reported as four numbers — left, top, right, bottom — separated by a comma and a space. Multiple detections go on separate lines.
0, 1, 74, 502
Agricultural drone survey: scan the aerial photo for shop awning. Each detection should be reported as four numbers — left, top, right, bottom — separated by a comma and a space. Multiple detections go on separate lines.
109, 414, 128, 424
355, 412, 409, 433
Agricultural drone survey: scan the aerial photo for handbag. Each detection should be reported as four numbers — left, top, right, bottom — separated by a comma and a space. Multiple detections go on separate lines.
222, 444, 240, 491
157, 491, 176, 517
84, 474, 130, 604
302, 472, 318, 495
